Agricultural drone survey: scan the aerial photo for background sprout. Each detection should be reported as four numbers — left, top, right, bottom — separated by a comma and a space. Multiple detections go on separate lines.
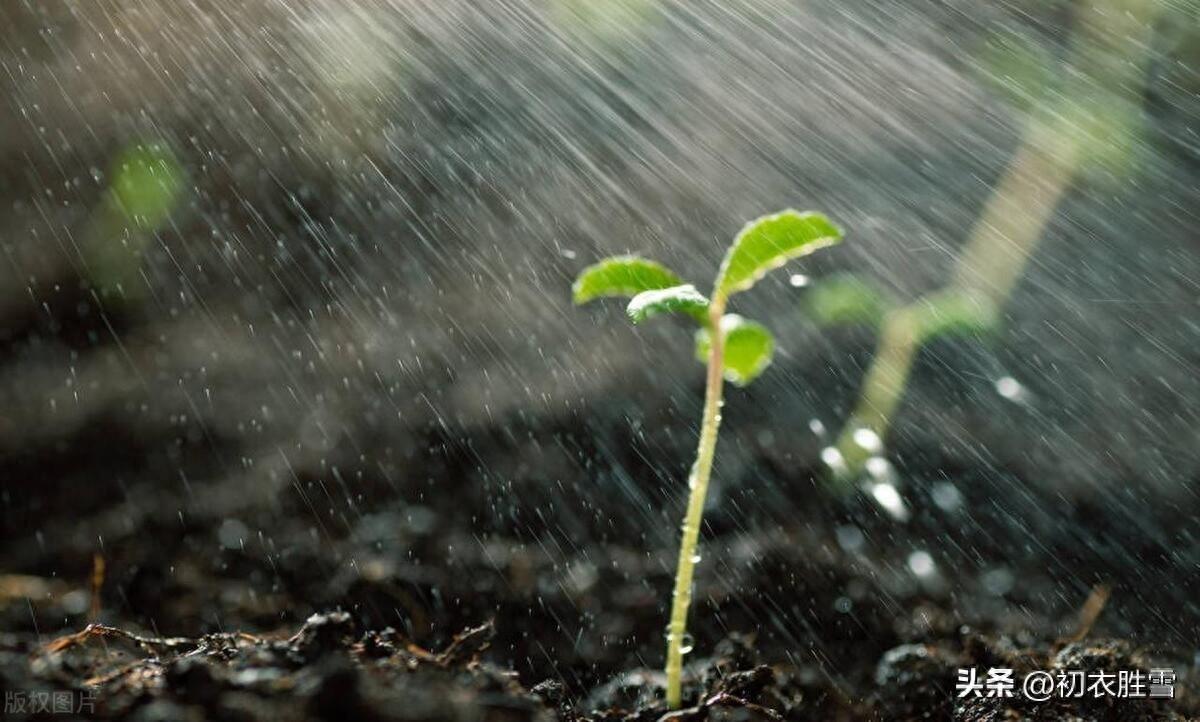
827, 0, 1163, 483
572, 210, 842, 708
84, 142, 185, 302
108, 143, 184, 232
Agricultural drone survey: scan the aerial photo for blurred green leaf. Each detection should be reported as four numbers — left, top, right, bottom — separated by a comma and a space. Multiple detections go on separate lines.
86, 141, 184, 300
573, 255, 686, 304
109, 142, 184, 230
912, 289, 1000, 342
715, 210, 842, 298
627, 284, 709, 324
806, 273, 890, 328
695, 314, 774, 386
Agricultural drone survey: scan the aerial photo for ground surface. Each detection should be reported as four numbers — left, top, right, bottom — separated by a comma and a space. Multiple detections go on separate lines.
2, 397, 1198, 720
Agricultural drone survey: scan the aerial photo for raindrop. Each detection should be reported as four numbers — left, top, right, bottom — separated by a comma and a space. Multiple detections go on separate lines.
820, 446, 846, 476
835, 524, 865, 552
931, 482, 963, 512
679, 633, 694, 655
870, 482, 909, 522
907, 550, 936, 578
995, 376, 1030, 403
981, 567, 1015, 596
789, 273, 810, 288
664, 631, 695, 655
852, 428, 883, 454
865, 456, 897, 485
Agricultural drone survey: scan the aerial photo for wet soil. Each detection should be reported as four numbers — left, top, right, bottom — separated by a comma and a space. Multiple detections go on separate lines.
1, 315, 1197, 720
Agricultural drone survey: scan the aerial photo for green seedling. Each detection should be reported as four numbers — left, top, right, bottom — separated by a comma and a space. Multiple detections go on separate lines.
821, 285, 1000, 476
805, 272, 999, 476
827, 0, 1162, 482
572, 210, 842, 708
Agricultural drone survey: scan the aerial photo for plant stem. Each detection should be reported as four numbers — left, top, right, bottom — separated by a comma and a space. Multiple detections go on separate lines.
665, 300, 726, 709
833, 306, 921, 475
951, 125, 1081, 306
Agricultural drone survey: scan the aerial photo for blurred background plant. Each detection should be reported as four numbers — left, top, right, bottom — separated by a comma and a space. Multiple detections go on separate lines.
83, 142, 184, 302
824, 0, 1168, 483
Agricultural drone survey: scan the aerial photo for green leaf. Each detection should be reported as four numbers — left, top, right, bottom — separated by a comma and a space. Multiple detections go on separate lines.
807, 273, 890, 328
912, 290, 1000, 342
695, 314, 775, 386
715, 210, 842, 298
87, 141, 185, 301
626, 284, 710, 324
572, 255, 686, 304
109, 142, 184, 230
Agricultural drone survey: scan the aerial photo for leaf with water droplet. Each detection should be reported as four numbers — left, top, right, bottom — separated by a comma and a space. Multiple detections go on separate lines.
572, 255, 686, 304
695, 314, 774, 386
714, 210, 842, 298
626, 284, 709, 324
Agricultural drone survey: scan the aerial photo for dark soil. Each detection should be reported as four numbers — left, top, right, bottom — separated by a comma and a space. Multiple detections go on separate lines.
1, 323, 1197, 719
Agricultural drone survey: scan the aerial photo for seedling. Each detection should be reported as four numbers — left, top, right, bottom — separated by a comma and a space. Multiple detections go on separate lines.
824, 0, 1162, 482
806, 276, 1000, 478
572, 210, 842, 708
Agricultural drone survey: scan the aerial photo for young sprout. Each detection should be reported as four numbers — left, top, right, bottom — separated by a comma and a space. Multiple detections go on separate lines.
571, 210, 842, 708
819, 0, 1163, 484
806, 277, 1001, 480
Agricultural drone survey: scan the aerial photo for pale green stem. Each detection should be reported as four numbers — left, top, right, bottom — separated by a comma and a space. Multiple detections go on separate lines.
833, 306, 921, 475
665, 298, 726, 709
951, 126, 1081, 306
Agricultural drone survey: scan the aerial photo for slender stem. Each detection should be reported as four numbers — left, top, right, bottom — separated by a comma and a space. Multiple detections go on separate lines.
665, 299, 726, 709
951, 126, 1081, 306
833, 307, 920, 475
